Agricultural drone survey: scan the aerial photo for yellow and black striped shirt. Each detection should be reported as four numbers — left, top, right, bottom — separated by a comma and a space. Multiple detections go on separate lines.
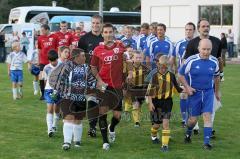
147, 71, 182, 99
124, 63, 150, 96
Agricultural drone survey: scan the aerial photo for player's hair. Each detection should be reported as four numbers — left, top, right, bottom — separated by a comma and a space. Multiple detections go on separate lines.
71, 48, 85, 59
102, 23, 114, 31
158, 55, 168, 65
133, 50, 143, 55
154, 52, 164, 63
41, 24, 50, 30
157, 23, 167, 31
186, 22, 196, 30
79, 21, 84, 25
92, 15, 103, 23
48, 50, 58, 61
135, 26, 141, 32
197, 18, 209, 29
75, 27, 81, 31
126, 26, 133, 31
58, 46, 70, 54
11, 41, 20, 51
60, 21, 67, 25
150, 22, 158, 28
141, 23, 149, 29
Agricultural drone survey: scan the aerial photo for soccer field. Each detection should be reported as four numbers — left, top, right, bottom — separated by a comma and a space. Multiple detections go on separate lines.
0, 63, 240, 159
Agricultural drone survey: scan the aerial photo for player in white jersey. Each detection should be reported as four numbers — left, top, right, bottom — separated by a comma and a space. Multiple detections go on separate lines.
6, 42, 28, 100
42, 50, 60, 137
28, 42, 40, 95
58, 46, 70, 64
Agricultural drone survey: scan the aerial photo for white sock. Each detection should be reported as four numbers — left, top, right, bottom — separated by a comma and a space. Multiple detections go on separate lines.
63, 122, 74, 144
18, 87, 23, 97
12, 88, 18, 99
193, 122, 199, 130
73, 123, 83, 142
46, 113, 53, 133
211, 111, 216, 128
52, 113, 60, 128
33, 81, 39, 92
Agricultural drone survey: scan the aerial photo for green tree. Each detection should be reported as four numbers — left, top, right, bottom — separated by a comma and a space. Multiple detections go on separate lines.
0, 0, 140, 24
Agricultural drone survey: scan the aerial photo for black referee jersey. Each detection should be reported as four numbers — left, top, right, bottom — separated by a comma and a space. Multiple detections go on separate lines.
184, 36, 222, 59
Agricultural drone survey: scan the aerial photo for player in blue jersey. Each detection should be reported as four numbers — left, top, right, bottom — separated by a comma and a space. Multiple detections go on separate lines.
137, 23, 149, 51
169, 22, 196, 127
184, 19, 223, 137
145, 23, 173, 69
119, 26, 137, 50
143, 22, 158, 53
178, 39, 220, 150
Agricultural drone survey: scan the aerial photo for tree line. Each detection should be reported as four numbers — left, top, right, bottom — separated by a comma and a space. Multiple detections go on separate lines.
0, 0, 140, 24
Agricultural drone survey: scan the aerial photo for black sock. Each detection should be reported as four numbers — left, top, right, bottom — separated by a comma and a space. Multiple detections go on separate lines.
99, 114, 108, 143
39, 80, 45, 96
110, 116, 120, 132
89, 118, 98, 130
88, 101, 99, 129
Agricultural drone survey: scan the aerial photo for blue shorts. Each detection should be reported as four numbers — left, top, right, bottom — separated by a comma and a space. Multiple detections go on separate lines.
44, 89, 60, 104
188, 89, 214, 117
10, 70, 23, 83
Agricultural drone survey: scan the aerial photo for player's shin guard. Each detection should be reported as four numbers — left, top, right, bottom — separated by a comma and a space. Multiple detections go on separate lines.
186, 125, 194, 136
151, 127, 158, 138
124, 97, 132, 112
132, 108, 140, 123
18, 86, 23, 97
204, 127, 212, 144
73, 123, 83, 142
89, 118, 98, 129
99, 114, 108, 143
193, 122, 199, 130
33, 81, 39, 93
211, 111, 216, 128
46, 113, 53, 133
180, 99, 187, 122
162, 130, 170, 146
12, 88, 18, 99
109, 116, 120, 132
63, 121, 74, 144
52, 113, 60, 129
39, 80, 45, 96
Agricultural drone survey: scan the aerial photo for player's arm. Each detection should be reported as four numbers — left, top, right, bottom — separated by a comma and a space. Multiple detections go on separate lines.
171, 73, 183, 93
214, 62, 221, 101
178, 63, 195, 95
146, 75, 157, 111
6, 54, 11, 77
7, 64, 10, 77
183, 41, 193, 59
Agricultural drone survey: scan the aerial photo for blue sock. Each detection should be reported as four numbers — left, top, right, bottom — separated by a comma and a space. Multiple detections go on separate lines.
186, 126, 194, 136
204, 127, 212, 144
180, 99, 187, 122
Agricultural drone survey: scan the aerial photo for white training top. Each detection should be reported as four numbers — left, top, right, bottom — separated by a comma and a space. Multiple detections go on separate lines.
6, 51, 28, 70
42, 62, 60, 90
27, 49, 39, 64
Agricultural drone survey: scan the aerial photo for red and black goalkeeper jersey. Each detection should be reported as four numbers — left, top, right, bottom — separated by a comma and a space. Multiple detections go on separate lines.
38, 34, 58, 65
91, 41, 126, 89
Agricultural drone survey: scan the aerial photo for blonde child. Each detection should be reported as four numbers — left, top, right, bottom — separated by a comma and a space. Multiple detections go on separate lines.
6, 41, 28, 100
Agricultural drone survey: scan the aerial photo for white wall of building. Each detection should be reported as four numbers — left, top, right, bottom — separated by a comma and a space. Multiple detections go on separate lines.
141, 0, 239, 46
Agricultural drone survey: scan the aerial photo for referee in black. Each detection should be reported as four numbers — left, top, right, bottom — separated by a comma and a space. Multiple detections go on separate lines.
184, 18, 223, 138
78, 15, 104, 137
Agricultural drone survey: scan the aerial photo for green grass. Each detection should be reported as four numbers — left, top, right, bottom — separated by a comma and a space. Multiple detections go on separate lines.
0, 63, 240, 159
